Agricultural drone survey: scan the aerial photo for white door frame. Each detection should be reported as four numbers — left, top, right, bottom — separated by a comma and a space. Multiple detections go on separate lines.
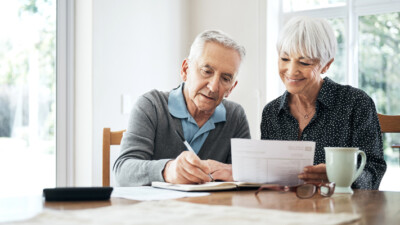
56, 0, 75, 187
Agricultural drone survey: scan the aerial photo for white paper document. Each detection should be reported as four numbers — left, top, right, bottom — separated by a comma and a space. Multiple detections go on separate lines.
111, 186, 209, 201
231, 139, 315, 186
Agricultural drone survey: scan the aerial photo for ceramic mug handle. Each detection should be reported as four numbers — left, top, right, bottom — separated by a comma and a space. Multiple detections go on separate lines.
352, 150, 367, 183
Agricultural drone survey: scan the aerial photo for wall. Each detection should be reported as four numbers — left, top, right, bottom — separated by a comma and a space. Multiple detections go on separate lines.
89, 0, 266, 185
92, 0, 187, 185
75, 0, 93, 186
187, 0, 267, 139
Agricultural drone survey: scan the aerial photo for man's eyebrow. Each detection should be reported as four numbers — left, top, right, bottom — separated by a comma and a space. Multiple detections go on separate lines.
201, 64, 234, 78
222, 73, 233, 78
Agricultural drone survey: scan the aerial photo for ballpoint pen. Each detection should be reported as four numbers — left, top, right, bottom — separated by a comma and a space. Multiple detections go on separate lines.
175, 130, 214, 182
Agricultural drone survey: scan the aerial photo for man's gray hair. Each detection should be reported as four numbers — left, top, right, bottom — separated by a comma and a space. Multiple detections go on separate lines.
188, 30, 246, 63
277, 16, 337, 67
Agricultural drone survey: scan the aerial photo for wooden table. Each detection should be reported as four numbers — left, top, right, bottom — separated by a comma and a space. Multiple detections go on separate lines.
43, 189, 400, 225
3, 190, 400, 225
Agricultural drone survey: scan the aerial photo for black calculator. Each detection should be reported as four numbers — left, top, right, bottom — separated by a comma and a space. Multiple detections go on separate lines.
43, 187, 113, 201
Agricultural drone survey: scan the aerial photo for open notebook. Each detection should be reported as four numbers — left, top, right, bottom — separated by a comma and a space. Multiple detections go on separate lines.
151, 181, 266, 192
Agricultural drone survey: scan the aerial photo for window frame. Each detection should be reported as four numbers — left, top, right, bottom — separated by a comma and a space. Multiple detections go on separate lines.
56, 0, 75, 187
266, 0, 400, 102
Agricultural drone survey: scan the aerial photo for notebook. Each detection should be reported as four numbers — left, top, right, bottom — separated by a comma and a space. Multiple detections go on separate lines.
151, 181, 266, 192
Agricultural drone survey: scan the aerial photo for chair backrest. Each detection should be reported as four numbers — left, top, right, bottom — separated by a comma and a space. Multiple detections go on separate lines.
377, 114, 400, 133
102, 128, 126, 187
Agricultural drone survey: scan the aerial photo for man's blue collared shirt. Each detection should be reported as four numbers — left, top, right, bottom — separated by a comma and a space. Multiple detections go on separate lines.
168, 83, 226, 154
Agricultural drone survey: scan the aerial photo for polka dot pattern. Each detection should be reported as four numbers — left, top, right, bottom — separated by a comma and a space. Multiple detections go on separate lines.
260, 77, 387, 190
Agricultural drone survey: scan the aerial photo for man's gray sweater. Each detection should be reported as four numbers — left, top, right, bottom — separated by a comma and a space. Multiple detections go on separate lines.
113, 88, 250, 186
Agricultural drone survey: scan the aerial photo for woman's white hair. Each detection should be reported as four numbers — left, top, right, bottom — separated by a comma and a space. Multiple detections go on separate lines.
188, 30, 246, 64
277, 16, 337, 67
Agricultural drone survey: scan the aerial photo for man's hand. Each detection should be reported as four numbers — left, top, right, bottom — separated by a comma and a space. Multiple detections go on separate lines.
298, 163, 328, 183
162, 151, 212, 184
207, 160, 233, 181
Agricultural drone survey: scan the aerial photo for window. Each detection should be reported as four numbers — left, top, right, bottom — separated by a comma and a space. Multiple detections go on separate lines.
282, 0, 346, 12
326, 17, 346, 84
269, 0, 400, 191
0, 0, 56, 194
359, 12, 400, 191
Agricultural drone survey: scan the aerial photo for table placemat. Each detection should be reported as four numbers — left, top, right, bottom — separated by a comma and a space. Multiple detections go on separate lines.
9, 200, 360, 225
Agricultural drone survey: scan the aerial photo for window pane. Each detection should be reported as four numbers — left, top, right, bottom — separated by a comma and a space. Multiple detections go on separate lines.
0, 0, 56, 195
359, 12, 400, 191
359, 12, 400, 115
283, 0, 345, 12
326, 17, 346, 84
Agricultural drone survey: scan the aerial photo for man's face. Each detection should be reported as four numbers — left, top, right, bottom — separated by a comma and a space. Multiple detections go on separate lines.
181, 42, 241, 115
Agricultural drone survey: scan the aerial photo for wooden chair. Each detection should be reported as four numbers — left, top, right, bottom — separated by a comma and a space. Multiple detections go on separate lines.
102, 128, 126, 187
377, 114, 400, 165
378, 114, 400, 133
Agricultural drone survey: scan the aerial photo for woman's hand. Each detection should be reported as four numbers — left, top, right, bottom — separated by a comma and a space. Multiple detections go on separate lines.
298, 163, 329, 183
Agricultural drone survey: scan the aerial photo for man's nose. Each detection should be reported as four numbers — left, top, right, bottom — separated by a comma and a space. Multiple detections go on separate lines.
207, 75, 219, 93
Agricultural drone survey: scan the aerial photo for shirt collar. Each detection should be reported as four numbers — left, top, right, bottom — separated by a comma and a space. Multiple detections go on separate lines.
317, 77, 337, 109
278, 91, 290, 114
168, 83, 189, 118
210, 100, 226, 123
168, 83, 226, 123
278, 77, 336, 114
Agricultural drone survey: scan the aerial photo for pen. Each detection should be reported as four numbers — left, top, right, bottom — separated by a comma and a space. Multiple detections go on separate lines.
175, 130, 196, 153
175, 130, 214, 182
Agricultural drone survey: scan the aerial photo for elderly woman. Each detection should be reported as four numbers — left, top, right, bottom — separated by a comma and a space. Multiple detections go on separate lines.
261, 16, 386, 189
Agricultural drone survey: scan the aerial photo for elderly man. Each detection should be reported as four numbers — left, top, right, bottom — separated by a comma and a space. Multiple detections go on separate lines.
114, 30, 250, 186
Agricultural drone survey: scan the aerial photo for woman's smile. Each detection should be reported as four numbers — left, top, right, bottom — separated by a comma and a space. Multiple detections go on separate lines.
285, 76, 306, 83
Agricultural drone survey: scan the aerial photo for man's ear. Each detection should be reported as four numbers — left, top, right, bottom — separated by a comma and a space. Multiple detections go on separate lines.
321, 58, 334, 74
181, 59, 189, 81
224, 80, 238, 98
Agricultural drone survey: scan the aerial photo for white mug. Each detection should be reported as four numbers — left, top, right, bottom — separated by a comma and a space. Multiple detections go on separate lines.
324, 147, 367, 194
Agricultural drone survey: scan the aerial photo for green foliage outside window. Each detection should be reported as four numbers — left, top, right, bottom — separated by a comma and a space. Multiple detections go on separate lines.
359, 12, 400, 165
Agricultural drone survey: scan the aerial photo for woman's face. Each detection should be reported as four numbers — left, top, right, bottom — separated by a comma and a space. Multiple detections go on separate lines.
278, 52, 332, 96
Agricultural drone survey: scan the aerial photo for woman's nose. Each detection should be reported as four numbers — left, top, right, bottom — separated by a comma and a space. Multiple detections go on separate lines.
286, 62, 299, 75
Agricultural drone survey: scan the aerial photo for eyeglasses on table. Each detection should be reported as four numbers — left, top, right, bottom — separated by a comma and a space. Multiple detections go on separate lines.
255, 182, 336, 199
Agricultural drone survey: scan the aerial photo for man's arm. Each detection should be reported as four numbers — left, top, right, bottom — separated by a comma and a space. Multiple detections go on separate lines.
113, 95, 168, 186
113, 94, 213, 186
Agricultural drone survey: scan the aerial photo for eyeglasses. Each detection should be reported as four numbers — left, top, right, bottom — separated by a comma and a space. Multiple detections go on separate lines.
255, 182, 335, 199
